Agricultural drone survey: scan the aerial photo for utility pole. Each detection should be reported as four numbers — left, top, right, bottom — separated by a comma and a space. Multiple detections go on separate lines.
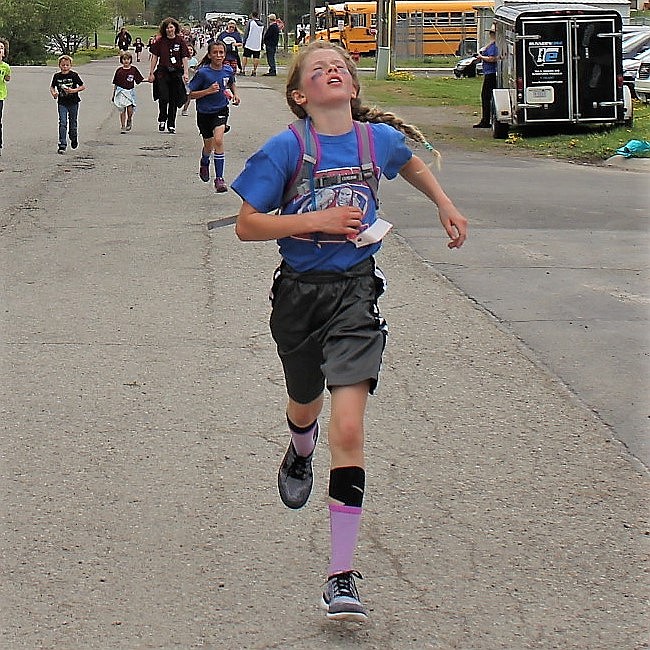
284, 0, 288, 51
376, 0, 394, 78
309, 0, 316, 41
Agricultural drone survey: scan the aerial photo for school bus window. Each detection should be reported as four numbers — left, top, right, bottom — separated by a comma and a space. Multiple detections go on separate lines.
463, 11, 477, 25
436, 12, 449, 24
450, 12, 464, 24
396, 12, 407, 22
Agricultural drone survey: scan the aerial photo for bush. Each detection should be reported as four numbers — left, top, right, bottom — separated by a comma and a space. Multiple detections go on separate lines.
7, 40, 48, 65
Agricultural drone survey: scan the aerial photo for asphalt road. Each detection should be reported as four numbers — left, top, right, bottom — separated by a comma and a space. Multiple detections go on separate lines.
1, 58, 648, 649
379, 146, 650, 469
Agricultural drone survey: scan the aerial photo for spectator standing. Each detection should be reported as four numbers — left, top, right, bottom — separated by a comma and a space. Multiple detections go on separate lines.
263, 14, 281, 76
148, 17, 190, 134
296, 24, 307, 45
0, 39, 10, 157
241, 11, 264, 76
473, 28, 498, 128
115, 26, 133, 53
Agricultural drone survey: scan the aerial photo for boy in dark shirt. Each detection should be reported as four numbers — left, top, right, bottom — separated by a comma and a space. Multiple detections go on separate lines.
50, 55, 85, 153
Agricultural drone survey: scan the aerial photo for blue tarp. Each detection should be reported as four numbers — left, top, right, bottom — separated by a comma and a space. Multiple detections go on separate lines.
615, 140, 650, 158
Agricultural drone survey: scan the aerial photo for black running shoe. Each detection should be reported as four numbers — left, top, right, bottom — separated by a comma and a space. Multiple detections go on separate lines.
321, 571, 368, 622
277, 424, 318, 509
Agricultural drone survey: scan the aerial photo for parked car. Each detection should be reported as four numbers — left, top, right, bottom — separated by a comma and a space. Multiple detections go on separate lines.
624, 49, 650, 96
453, 55, 483, 78
635, 59, 650, 103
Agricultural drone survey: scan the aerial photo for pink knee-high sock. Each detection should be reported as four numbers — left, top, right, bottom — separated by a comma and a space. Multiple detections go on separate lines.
328, 503, 362, 576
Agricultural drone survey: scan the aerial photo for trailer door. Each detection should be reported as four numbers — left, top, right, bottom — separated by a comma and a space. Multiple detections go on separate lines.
574, 17, 620, 122
520, 18, 572, 123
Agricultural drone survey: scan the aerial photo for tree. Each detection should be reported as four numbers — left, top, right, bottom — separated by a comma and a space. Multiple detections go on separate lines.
40, 0, 111, 54
111, 0, 146, 24
153, 0, 191, 22
0, 0, 48, 64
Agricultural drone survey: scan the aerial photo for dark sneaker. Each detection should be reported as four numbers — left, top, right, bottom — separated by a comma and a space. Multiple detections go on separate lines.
57, 146, 65, 154
214, 177, 228, 193
158, 122, 165, 132
473, 122, 490, 128
199, 161, 210, 182
167, 126, 175, 134
71, 139, 78, 149
251, 70, 256, 76
277, 424, 318, 509
321, 571, 368, 622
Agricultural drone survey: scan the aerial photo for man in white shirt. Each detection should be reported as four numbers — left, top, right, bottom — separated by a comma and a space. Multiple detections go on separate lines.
241, 11, 264, 76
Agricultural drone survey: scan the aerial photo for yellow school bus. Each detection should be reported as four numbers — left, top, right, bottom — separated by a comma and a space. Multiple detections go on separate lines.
309, 1, 494, 56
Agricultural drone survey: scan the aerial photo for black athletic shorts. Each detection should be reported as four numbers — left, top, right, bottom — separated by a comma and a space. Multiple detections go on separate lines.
242, 48, 260, 59
269, 257, 388, 404
197, 108, 229, 139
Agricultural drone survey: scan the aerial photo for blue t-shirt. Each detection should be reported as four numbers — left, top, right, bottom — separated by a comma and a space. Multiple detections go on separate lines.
218, 30, 243, 57
188, 64, 235, 114
482, 41, 498, 75
231, 122, 412, 272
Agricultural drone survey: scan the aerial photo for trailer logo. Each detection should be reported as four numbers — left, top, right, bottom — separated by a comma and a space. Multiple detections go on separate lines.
529, 44, 564, 66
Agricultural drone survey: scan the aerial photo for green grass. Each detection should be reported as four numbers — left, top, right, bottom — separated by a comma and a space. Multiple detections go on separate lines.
502, 105, 650, 163
356, 55, 458, 69
361, 76, 650, 162
363, 75, 476, 107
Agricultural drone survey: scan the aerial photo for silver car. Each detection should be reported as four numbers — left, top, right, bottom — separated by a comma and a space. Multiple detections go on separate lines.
635, 57, 650, 103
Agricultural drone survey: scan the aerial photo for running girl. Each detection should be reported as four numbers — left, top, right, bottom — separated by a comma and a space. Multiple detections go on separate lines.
188, 41, 240, 193
231, 41, 467, 621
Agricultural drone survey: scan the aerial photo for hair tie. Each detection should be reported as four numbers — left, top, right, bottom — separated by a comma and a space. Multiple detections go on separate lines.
422, 140, 442, 171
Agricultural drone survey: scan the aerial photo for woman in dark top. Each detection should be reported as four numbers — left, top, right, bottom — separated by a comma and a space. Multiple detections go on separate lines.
147, 17, 190, 134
